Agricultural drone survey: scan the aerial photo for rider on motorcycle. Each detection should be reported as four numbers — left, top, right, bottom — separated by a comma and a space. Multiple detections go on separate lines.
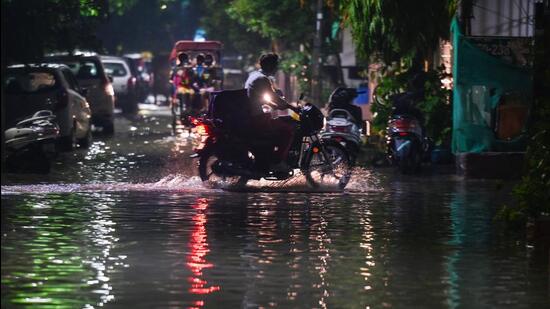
244, 53, 294, 173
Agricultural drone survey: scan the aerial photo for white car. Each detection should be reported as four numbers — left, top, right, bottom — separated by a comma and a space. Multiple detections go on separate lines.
45, 55, 115, 134
5, 64, 92, 151
100, 55, 138, 113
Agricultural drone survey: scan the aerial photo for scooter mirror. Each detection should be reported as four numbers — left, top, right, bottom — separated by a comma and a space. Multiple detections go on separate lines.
299, 93, 304, 101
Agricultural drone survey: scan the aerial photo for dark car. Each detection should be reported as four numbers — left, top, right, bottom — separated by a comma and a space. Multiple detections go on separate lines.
44, 55, 115, 134
4, 64, 93, 151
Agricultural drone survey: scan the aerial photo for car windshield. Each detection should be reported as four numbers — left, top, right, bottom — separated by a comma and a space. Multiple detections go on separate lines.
4, 69, 58, 94
103, 62, 127, 77
63, 60, 101, 79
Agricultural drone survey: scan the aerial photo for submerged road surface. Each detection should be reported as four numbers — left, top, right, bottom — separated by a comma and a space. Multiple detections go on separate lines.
2, 106, 549, 308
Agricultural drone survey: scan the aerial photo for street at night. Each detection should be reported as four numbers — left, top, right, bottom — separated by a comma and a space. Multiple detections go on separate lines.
2, 108, 548, 308
2, 0, 550, 308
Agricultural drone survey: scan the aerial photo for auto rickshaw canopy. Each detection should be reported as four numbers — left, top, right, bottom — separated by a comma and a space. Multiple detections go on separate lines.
169, 40, 223, 63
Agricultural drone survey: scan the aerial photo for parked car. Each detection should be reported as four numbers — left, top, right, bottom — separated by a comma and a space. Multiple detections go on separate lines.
100, 55, 137, 113
44, 54, 115, 134
124, 53, 154, 102
4, 64, 93, 151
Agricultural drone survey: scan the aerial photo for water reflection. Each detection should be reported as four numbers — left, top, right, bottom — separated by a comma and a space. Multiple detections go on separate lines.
1, 193, 124, 308
187, 198, 220, 307
2, 181, 549, 308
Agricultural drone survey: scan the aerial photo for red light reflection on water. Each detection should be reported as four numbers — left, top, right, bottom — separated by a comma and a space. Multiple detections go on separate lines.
186, 198, 220, 308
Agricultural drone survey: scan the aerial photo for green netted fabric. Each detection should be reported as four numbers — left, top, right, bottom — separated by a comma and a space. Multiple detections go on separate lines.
451, 18, 532, 153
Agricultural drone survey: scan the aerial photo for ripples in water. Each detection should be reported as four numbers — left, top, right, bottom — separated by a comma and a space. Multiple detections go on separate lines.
2, 175, 549, 308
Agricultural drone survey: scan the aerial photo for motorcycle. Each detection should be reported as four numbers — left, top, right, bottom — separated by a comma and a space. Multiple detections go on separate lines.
4, 110, 60, 173
190, 90, 353, 189
386, 114, 430, 174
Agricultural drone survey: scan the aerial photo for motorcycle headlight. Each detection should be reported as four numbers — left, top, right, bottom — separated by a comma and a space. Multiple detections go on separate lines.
263, 93, 272, 103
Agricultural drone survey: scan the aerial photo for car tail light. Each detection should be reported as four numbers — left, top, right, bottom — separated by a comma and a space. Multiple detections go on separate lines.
127, 77, 137, 88
55, 90, 69, 110
105, 83, 115, 96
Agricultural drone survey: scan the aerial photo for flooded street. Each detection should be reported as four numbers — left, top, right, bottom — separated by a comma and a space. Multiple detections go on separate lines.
2, 107, 548, 308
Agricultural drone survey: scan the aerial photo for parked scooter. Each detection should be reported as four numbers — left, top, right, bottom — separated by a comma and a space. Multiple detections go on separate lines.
5, 110, 60, 173
321, 109, 362, 163
386, 114, 430, 174
321, 87, 364, 163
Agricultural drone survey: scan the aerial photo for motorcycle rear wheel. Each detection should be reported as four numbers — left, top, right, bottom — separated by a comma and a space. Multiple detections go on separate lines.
198, 153, 248, 188
305, 142, 352, 190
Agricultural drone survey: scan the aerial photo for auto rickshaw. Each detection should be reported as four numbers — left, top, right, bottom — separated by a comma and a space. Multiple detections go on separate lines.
169, 40, 223, 133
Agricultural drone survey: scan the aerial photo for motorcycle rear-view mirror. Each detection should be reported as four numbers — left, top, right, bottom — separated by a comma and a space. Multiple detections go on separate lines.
299, 93, 304, 101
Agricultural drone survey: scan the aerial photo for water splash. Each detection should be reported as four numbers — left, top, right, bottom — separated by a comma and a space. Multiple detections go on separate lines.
1, 168, 381, 195
1, 175, 208, 195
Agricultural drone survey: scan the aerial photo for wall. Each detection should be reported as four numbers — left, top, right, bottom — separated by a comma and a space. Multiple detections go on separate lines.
470, 0, 535, 37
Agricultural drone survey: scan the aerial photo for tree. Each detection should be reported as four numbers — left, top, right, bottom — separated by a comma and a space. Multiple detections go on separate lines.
339, 0, 457, 64
200, 0, 270, 58
226, 0, 315, 52
1, 0, 118, 63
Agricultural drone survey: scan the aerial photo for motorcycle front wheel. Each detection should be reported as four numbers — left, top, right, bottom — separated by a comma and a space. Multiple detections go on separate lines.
304, 142, 352, 190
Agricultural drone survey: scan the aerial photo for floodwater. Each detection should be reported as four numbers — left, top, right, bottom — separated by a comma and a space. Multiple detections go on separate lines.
2, 107, 549, 308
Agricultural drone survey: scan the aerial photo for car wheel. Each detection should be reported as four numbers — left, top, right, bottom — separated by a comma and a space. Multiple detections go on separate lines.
78, 124, 93, 148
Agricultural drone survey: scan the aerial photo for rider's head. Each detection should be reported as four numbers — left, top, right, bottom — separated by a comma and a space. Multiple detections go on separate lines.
196, 54, 205, 66
204, 54, 214, 66
259, 53, 279, 75
177, 53, 189, 65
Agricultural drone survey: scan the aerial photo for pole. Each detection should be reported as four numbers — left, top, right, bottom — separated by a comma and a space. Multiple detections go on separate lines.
311, 0, 323, 105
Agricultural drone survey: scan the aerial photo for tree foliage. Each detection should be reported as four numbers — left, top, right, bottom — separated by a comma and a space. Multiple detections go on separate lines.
226, 0, 315, 52
200, 0, 270, 57
340, 0, 457, 63
2, 0, 112, 63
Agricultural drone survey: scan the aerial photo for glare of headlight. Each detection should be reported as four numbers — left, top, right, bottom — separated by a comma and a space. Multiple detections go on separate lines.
263, 93, 271, 103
